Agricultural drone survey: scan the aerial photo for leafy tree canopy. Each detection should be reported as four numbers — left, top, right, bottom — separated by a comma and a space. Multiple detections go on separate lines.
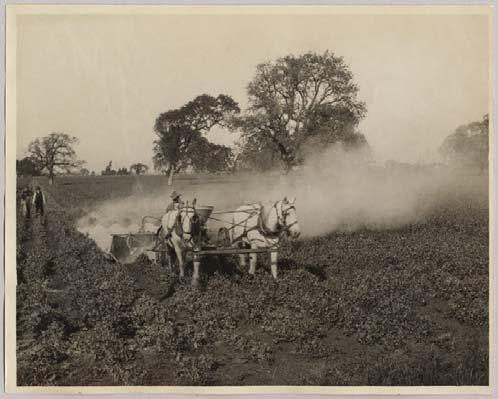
188, 137, 234, 174
17, 157, 42, 177
153, 94, 240, 184
130, 163, 149, 175
235, 51, 367, 171
439, 114, 489, 172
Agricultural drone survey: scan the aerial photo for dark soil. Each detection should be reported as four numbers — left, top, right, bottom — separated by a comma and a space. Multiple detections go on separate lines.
16, 175, 489, 386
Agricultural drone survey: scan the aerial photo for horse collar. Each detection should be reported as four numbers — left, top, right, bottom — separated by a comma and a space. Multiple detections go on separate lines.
258, 207, 279, 237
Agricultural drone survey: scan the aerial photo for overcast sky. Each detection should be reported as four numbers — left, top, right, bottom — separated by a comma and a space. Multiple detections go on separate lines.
16, 10, 489, 172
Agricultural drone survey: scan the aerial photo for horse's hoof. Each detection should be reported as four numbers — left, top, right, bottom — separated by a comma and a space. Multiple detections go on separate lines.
191, 278, 200, 288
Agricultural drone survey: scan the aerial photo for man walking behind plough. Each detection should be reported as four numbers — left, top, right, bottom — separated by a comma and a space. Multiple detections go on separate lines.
32, 186, 46, 217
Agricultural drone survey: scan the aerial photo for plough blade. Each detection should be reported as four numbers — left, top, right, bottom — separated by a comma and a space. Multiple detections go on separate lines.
110, 232, 157, 264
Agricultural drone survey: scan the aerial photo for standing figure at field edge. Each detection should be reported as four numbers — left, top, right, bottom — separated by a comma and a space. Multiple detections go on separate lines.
32, 186, 46, 217
20, 187, 33, 219
20, 190, 29, 219
166, 190, 184, 213
26, 187, 33, 218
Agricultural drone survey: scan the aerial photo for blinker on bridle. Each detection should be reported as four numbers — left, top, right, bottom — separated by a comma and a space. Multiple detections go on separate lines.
274, 201, 298, 232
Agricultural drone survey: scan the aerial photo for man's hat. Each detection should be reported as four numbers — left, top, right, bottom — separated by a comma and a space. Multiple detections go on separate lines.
170, 190, 181, 200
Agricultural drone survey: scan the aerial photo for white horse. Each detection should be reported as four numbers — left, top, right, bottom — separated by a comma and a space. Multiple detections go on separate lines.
231, 197, 300, 279
158, 205, 203, 285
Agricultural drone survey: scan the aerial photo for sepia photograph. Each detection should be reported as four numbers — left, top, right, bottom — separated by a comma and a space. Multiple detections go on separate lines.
5, 4, 493, 394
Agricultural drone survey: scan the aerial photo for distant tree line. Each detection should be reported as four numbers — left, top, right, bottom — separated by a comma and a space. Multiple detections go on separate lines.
101, 161, 127, 176
100, 161, 150, 176
439, 114, 489, 173
16, 140, 151, 182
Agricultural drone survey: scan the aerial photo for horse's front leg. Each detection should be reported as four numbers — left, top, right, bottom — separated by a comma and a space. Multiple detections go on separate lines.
239, 253, 248, 269
167, 252, 173, 271
238, 241, 248, 269
173, 242, 185, 279
156, 251, 165, 267
192, 252, 200, 287
270, 250, 278, 280
249, 242, 257, 275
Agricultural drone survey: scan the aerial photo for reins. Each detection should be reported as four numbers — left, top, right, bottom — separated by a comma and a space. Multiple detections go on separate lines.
161, 200, 297, 246
275, 203, 299, 233
212, 201, 297, 243
161, 208, 199, 247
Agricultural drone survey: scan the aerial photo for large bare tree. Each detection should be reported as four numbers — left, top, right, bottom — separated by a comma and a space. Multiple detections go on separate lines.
27, 133, 84, 184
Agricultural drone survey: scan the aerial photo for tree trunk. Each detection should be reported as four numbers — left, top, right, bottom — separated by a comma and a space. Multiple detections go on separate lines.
48, 174, 54, 185
167, 168, 175, 186
275, 141, 295, 174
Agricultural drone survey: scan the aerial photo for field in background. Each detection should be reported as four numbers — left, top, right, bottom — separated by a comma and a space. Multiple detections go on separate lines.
16, 171, 489, 386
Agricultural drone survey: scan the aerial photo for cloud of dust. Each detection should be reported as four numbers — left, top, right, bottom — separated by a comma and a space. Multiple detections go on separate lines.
77, 145, 487, 251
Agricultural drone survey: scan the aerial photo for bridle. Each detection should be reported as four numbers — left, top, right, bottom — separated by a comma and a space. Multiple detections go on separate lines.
162, 207, 200, 246
272, 200, 298, 234
179, 208, 197, 235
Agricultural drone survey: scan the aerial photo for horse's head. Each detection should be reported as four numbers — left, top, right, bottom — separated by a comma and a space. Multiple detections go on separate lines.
162, 206, 201, 240
277, 197, 300, 239
180, 207, 201, 236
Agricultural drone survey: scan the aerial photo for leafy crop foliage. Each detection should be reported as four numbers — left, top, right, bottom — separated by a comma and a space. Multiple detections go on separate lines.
16, 175, 488, 386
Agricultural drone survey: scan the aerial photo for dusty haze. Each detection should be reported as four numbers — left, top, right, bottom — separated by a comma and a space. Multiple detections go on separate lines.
77, 146, 488, 252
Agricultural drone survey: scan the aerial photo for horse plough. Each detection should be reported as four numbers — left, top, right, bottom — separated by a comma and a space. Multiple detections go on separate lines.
109, 204, 279, 277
